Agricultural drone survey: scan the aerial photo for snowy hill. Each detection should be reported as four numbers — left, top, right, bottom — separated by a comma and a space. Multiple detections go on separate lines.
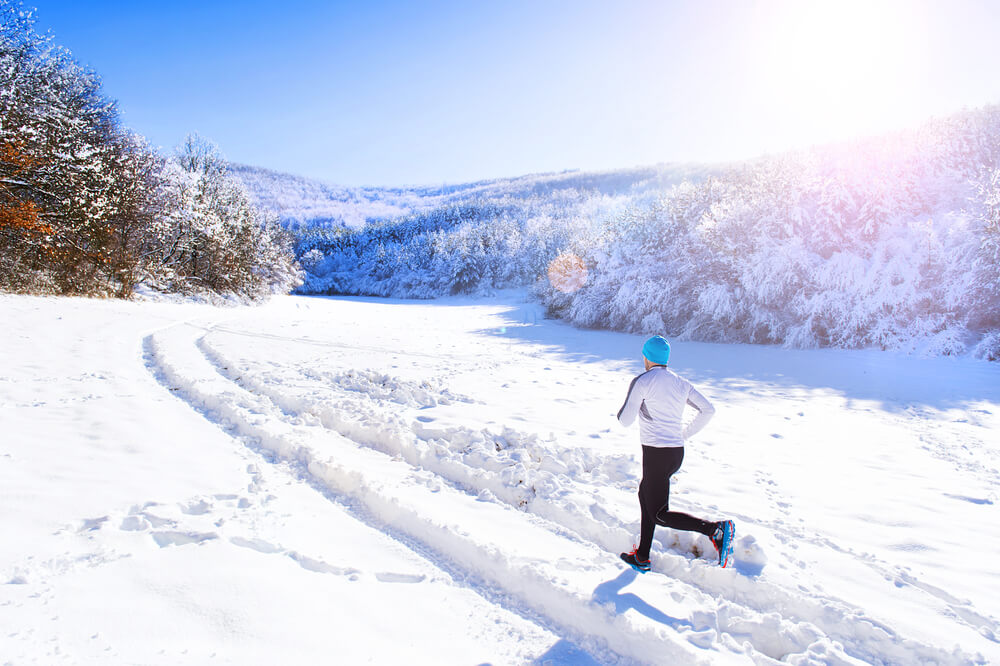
267, 105, 1000, 360
2, 291, 998, 664
231, 162, 719, 230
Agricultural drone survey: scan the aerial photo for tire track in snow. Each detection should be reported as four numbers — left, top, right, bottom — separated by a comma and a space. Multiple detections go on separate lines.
144, 325, 736, 666
191, 327, 981, 666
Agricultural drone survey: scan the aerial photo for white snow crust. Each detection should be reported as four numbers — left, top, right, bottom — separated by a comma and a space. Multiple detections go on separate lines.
1, 291, 998, 664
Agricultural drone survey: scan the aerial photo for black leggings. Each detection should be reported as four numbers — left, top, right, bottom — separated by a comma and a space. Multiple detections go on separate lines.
637, 445, 717, 560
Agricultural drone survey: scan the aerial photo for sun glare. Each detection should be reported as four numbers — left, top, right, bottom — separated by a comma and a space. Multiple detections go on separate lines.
547, 253, 588, 294
754, 0, 919, 146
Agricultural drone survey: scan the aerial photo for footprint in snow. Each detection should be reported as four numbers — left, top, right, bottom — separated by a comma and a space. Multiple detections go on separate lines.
375, 572, 426, 584
888, 542, 933, 553
181, 499, 213, 515
151, 531, 218, 548
141, 512, 176, 528
120, 516, 150, 531
288, 551, 361, 577
230, 536, 283, 554
78, 516, 109, 532
230, 538, 372, 581
943, 493, 994, 505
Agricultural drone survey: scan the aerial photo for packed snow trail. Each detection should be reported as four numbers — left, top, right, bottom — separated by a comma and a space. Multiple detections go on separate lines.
200, 294, 999, 663
195, 327, 985, 663
141, 313, 984, 664
146, 323, 733, 664
0, 297, 576, 665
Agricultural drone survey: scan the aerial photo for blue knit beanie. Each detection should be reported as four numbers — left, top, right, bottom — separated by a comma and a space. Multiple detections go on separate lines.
642, 335, 671, 365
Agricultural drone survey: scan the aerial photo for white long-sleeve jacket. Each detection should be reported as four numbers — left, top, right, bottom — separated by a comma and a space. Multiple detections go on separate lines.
617, 365, 715, 447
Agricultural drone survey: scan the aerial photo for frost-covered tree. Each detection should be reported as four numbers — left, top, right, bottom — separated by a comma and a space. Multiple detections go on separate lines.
1, 2, 168, 296
294, 197, 581, 298
151, 134, 300, 297
1, 0, 118, 291
533, 105, 1000, 357
1, 4, 299, 299
972, 168, 1000, 333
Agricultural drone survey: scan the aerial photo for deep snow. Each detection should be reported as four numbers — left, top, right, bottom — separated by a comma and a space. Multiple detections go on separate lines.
1, 291, 998, 664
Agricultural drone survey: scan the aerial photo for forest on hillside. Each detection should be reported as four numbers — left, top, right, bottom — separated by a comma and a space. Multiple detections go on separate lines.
540, 108, 1000, 359
232, 161, 718, 231
291, 107, 1000, 359
0, 2, 300, 299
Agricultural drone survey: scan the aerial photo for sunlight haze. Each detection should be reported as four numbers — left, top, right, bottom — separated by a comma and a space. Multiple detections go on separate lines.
30, 0, 1000, 186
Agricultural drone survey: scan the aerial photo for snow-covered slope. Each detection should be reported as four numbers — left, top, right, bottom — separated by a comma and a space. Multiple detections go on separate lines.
232, 162, 718, 229
2, 292, 998, 664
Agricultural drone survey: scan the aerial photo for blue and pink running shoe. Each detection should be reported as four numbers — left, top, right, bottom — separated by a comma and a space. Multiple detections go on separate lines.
712, 520, 735, 568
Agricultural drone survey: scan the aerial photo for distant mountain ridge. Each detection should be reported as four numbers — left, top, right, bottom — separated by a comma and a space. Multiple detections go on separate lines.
231, 162, 721, 230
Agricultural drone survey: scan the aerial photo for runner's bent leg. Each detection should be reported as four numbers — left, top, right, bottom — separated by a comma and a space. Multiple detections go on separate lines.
657, 510, 718, 536
653, 446, 719, 537
637, 446, 683, 560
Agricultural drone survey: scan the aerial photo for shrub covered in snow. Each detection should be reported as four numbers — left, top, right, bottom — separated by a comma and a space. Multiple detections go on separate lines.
974, 331, 1000, 362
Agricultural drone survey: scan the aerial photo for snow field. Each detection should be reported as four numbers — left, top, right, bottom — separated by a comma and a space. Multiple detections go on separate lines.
145, 300, 983, 664
0, 297, 569, 664
147, 321, 732, 663
3, 292, 998, 664
193, 329, 954, 664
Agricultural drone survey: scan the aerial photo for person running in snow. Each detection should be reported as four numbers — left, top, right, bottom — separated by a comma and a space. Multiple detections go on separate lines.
618, 335, 735, 572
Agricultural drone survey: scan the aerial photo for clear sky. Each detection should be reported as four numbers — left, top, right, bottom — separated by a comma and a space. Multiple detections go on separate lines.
28, 0, 1000, 187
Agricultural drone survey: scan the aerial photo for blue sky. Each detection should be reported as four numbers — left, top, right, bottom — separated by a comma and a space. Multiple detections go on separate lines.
30, 0, 1000, 187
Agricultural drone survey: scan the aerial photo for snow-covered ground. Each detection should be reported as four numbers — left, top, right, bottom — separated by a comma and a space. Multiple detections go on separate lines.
1, 291, 998, 664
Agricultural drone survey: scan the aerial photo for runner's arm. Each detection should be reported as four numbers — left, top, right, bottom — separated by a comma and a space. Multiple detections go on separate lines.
617, 376, 644, 427
682, 386, 715, 440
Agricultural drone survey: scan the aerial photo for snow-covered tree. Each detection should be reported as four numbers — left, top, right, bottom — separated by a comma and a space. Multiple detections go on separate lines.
532, 105, 1000, 357
1, 0, 120, 291
1, 4, 299, 299
972, 168, 1000, 332
150, 134, 300, 298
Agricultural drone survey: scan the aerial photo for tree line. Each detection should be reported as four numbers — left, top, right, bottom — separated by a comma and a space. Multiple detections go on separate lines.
539, 107, 1000, 359
0, 2, 299, 298
294, 104, 1000, 360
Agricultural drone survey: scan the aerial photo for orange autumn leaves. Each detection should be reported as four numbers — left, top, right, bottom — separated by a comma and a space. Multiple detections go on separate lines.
0, 140, 53, 244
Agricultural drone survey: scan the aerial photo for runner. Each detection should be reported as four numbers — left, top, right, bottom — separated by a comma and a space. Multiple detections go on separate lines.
618, 335, 735, 571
